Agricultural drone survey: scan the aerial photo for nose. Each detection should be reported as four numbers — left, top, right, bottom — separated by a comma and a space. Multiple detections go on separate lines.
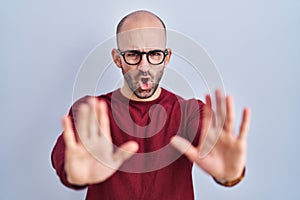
138, 54, 150, 72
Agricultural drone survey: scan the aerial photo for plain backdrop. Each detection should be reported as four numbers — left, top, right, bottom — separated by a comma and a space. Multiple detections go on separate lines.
1, 0, 299, 199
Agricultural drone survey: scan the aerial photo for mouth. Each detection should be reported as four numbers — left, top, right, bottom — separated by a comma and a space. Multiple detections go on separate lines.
138, 77, 151, 90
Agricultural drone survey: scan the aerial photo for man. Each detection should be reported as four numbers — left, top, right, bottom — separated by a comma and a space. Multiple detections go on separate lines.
51, 10, 251, 199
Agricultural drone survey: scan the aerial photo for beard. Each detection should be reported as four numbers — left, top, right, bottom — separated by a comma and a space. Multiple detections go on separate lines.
122, 67, 164, 99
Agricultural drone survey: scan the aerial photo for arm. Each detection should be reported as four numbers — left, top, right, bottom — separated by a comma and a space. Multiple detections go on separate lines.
171, 90, 251, 186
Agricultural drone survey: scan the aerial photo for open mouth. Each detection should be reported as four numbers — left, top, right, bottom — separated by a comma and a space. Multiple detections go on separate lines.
141, 78, 149, 84
138, 77, 151, 90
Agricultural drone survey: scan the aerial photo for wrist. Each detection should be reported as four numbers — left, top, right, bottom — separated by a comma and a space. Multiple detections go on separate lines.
213, 167, 246, 187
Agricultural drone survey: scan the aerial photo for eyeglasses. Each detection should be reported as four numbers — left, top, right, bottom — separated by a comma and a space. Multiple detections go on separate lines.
118, 49, 168, 65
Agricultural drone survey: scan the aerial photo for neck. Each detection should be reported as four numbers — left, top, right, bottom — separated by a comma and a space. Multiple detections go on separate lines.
120, 82, 162, 102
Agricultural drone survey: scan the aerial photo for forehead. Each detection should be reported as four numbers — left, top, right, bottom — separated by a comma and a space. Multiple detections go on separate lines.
117, 28, 166, 50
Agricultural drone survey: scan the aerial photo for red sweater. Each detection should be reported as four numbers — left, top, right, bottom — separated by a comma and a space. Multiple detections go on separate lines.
51, 88, 204, 200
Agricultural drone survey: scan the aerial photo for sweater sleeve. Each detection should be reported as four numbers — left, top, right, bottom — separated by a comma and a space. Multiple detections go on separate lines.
51, 133, 87, 190
186, 99, 205, 146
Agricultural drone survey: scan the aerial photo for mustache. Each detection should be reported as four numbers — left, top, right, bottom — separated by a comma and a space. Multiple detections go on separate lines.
120, 65, 151, 77
138, 70, 150, 76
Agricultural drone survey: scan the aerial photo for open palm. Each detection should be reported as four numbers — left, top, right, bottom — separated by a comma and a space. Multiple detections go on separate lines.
171, 90, 251, 183
63, 98, 138, 185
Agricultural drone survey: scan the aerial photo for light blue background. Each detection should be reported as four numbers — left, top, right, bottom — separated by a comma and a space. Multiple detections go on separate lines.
1, 0, 299, 199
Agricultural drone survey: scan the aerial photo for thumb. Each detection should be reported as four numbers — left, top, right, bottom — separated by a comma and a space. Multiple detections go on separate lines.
170, 136, 199, 162
113, 141, 139, 164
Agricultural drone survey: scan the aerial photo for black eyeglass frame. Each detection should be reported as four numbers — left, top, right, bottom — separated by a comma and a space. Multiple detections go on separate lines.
117, 49, 169, 65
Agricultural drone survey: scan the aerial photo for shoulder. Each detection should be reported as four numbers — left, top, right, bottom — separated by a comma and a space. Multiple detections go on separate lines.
160, 88, 183, 101
68, 90, 117, 114
161, 88, 205, 107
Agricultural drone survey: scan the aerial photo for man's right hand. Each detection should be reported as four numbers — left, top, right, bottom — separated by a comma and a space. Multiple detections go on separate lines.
62, 97, 139, 186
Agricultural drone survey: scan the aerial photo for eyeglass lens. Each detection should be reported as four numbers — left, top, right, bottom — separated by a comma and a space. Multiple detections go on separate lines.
122, 50, 167, 65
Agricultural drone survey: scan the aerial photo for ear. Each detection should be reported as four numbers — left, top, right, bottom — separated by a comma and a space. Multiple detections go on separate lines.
112, 48, 122, 68
163, 48, 172, 67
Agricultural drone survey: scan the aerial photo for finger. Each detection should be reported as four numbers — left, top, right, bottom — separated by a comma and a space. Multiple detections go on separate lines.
199, 95, 212, 150
71, 97, 90, 122
224, 95, 235, 132
238, 108, 251, 141
205, 94, 217, 127
62, 115, 76, 149
205, 94, 213, 122
76, 103, 90, 142
97, 100, 112, 142
215, 89, 226, 127
170, 136, 199, 162
113, 141, 139, 164
202, 95, 212, 134
205, 94, 212, 110
88, 98, 101, 140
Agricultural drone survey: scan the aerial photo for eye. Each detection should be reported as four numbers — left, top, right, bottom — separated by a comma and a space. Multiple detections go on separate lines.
149, 50, 163, 57
125, 51, 139, 58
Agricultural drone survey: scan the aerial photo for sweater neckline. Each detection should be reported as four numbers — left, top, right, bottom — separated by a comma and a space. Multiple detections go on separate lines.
115, 88, 167, 105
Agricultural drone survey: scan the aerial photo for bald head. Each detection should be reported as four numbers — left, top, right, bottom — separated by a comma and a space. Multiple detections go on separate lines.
116, 11, 167, 49
116, 10, 166, 34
